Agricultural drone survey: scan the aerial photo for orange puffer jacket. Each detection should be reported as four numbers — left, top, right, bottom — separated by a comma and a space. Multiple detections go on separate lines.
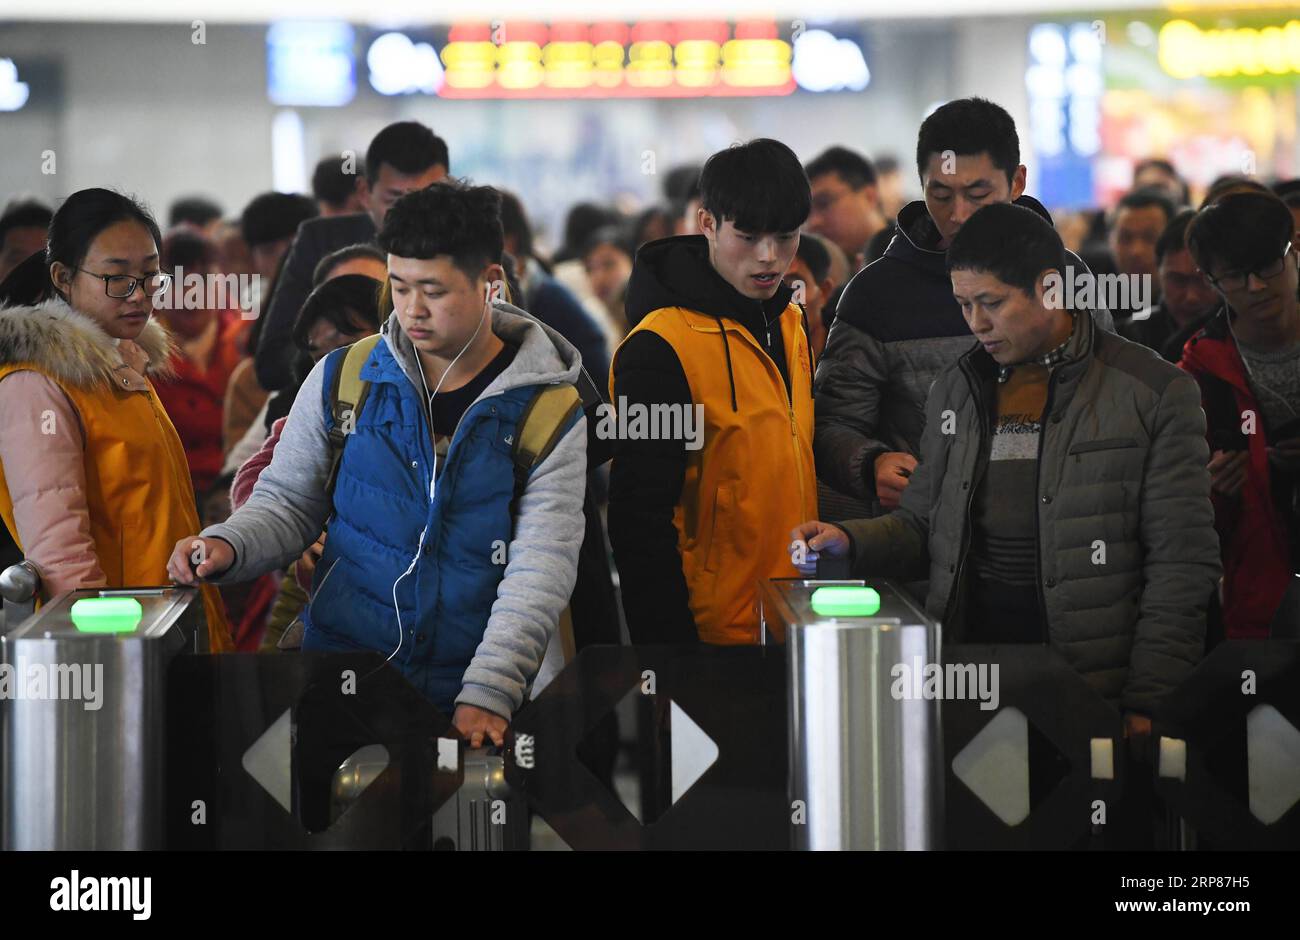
0, 298, 231, 649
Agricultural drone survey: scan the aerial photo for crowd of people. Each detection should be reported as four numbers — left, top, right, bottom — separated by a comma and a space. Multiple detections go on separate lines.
0, 99, 1297, 765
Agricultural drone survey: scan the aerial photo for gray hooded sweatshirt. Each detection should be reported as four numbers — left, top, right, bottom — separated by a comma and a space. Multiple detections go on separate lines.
201, 302, 588, 717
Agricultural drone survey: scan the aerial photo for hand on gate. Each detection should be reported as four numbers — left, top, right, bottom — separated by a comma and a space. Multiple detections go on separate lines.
454, 704, 509, 748
167, 536, 234, 584
790, 521, 850, 558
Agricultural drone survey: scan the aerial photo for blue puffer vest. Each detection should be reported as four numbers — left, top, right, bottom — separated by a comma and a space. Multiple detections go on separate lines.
301, 335, 543, 715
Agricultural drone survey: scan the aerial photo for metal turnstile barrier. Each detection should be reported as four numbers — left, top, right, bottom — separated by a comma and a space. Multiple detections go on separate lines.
1154, 639, 1300, 850
1, 585, 206, 850
940, 645, 1125, 850
761, 578, 943, 850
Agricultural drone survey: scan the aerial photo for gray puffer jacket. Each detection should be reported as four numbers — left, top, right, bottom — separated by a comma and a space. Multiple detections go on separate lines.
815, 197, 1114, 514
838, 311, 1219, 715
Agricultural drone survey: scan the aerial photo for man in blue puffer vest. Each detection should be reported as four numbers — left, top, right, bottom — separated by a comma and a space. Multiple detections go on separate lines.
170, 182, 588, 746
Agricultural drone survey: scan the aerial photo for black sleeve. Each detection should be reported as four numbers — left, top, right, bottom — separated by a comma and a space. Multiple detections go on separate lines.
606, 330, 698, 645
254, 222, 318, 390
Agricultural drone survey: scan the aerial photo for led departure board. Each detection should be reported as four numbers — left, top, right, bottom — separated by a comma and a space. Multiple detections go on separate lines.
435, 20, 797, 98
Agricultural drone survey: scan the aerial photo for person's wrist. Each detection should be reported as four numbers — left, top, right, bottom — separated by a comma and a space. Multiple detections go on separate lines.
862, 449, 886, 493
829, 522, 856, 563
207, 535, 237, 573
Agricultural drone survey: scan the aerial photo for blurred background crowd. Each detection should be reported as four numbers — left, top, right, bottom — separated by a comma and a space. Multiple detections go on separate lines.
2, 2, 1300, 646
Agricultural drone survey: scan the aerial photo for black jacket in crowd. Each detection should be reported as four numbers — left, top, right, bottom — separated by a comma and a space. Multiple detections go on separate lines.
1119, 301, 1217, 364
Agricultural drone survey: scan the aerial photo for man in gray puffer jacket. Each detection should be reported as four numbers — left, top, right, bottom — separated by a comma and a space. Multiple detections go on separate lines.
795, 203, 1219, 739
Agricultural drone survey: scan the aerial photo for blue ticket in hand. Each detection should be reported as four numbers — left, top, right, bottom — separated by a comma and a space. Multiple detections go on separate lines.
790, 539, 819, 577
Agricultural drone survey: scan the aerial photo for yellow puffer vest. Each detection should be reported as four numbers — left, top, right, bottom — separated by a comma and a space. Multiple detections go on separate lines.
0, 299, 231, 649
612, 303, 817, 644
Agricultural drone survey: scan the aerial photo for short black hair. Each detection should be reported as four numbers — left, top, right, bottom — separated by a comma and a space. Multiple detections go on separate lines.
663, 164, 702, 203
240, 192, 318, 248
1135, 158, 1189, 205
1187, 192, 1294, 277
946, 202, 1066, 296
1135, 157, 1177, 179
796, 233, 832, 284
916, 97, 1020, 185
1155, 209, 1197, 265
1133, 158, 1189, 199
556, 202, 622, 262
497, 190, 535, 260
365, 121, 449, 185
1113, 188, 1175, 230
312, 242, 386, 287
632, 206, 674, 248
1273, 178, 1300, 208
1201, 175, 1270, 209
377, 180, 503, 277
581, 224, 635, 261
291, 273, 383, 351
161, 229, 218, 272
312, 153, 365, 208
168, 196, 223, 230
699, 138, 811, 234
0, 199, 52, 246
805, 146, 877, 189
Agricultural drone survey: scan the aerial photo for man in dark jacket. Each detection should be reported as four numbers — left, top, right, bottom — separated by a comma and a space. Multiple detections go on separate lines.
1106, 188, 1175, 319
796, 203, 1219, 740
254, 122, 449, 390
499, 190, 613, 387
814, 98, 1114, 521
1121, 209, 1218, 363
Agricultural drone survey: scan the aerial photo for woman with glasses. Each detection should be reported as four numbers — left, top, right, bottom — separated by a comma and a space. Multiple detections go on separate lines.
1180, 191, 1300, 644
0, 188, 232, 649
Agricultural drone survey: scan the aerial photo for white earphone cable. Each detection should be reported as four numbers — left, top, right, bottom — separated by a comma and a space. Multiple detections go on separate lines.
387, 287, 495, 666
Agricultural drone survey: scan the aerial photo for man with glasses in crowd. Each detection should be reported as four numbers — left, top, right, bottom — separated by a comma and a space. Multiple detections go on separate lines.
804, 147, 888, 271
1180, 191, 1300, 643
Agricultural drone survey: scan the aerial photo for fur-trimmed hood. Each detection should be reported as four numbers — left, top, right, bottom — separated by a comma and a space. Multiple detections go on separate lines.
0, 297, 175, 389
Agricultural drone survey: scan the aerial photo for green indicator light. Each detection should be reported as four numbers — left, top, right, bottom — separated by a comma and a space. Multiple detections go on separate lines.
70, 597, 143, 634
810, 586, 881, 618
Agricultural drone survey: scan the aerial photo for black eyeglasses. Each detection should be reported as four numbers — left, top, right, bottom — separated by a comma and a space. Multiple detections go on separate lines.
810, 189, 850, 214
1205, 242, 1292, 292
76, 268, 173, 300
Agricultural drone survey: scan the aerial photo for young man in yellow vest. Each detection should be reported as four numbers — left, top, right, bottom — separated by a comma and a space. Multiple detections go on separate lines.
607, 138, 816, 644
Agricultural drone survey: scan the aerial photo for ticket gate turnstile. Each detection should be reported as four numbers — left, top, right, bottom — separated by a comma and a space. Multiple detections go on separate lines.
1, 585, 205, 850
